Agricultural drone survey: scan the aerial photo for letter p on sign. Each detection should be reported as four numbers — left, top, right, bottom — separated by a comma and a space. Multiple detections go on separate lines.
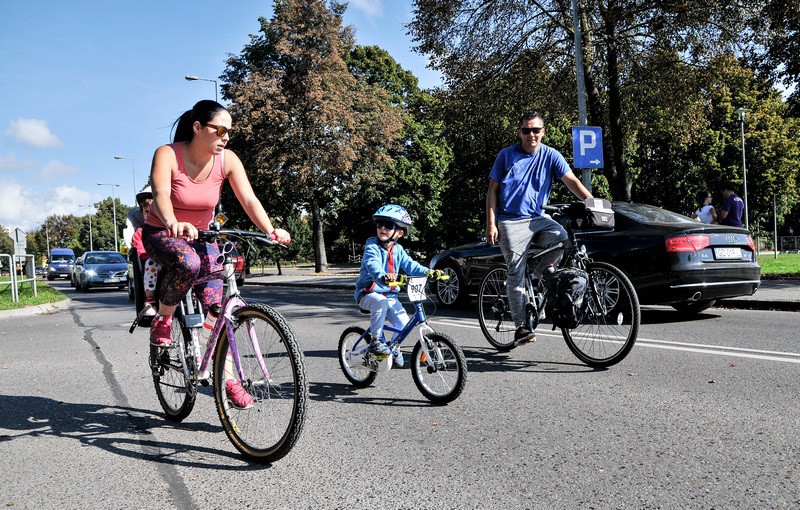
572, 126, 604, 168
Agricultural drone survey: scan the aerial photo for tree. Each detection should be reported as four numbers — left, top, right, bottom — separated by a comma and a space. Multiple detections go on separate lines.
751, 0, 800, 114
334, 45, 454, 256
409, 0, 752, 201
88, 198, 129, 252
223, 0, 403, 272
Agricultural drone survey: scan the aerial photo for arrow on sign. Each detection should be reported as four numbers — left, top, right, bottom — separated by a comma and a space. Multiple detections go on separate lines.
590, 159, 600, 165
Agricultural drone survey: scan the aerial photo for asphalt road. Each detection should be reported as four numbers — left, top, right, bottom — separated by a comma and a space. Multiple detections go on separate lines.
1, 280, 798, 509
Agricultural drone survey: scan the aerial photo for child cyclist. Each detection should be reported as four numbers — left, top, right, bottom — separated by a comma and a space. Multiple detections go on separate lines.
354, 204, 440, 367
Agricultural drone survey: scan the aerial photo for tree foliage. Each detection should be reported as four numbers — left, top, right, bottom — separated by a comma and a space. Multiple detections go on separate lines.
408, 0, 752, 201
222, 0, 402, 272
333, 45, 454, 257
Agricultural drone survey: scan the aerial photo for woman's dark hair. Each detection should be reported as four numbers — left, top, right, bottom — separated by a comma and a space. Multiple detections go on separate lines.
172, 100, 228, 143
696, 190, 712, 206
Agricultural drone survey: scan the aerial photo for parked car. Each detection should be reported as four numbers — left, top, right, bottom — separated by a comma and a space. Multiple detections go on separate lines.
429, 202, 761, 314
74, 251, 128, 292
71, 255, 84, 287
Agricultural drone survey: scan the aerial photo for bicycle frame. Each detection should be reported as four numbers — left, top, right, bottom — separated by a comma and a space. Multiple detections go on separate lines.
352, 295, 438, 365
167, 239, 270, 387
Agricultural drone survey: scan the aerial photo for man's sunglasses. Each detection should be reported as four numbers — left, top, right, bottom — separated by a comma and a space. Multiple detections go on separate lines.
375, 220, 398, 230
519, 127, 544, 135
205, 123, 234, 138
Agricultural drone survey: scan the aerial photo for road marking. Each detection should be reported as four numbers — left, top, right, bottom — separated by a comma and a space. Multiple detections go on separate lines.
430, 319, 800, 364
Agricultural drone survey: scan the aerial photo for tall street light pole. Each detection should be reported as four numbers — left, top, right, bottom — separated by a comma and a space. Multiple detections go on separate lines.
78, 205, 95, 251
185, 74, 218, 102
735, 107, 749, 230
114, 156, 136, 203
97, 183, 120, 252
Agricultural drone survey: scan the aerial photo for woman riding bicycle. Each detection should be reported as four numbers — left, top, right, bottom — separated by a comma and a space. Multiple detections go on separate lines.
142, 100, 290, 405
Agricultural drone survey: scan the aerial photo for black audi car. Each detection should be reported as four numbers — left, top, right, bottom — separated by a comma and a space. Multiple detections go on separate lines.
429, 202, 761, 314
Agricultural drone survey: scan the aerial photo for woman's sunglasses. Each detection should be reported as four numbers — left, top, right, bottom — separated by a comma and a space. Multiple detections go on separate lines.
205, 123, 234, 138
375, 220, 398, 231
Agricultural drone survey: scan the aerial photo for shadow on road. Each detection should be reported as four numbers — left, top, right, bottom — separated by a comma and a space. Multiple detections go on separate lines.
309, 381, 431, 407
461, 346, 603, 374
0, 394, 271, 470
640, 306, 720, 324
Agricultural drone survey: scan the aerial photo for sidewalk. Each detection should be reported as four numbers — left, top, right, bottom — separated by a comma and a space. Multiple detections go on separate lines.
246, 265, 800, 312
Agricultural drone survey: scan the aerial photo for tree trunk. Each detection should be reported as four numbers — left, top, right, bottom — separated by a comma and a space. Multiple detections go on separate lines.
310, 198, 328, 273
603, 2, 632, 201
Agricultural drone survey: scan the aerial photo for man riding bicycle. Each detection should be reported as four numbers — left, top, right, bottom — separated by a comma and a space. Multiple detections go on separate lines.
485, 112, 593, 346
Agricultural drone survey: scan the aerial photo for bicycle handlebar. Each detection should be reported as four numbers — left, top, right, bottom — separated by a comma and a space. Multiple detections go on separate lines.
386, 272, 450, 287
197, 228, 288, 249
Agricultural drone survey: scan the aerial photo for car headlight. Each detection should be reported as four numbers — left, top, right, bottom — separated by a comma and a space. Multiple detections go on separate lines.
49, 265, 56, 271
84, 269, 96, 276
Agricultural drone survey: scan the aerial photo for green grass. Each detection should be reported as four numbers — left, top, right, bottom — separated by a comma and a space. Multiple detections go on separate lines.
758, 253, 800, 278
0, 279, 67, 310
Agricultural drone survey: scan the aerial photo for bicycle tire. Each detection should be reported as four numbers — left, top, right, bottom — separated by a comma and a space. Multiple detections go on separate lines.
150, 311, 197, 421
213, 304, 308, 463
338, 326, 378, 387
411, 332, 468, 405
477, 267, 517, 351
561, 261, 640, 368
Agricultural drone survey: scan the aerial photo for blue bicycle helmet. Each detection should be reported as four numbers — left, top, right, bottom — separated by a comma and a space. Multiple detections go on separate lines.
373, 204, 413, 232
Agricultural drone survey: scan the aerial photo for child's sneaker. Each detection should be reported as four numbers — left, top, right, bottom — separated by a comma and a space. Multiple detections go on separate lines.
369, 338, 391, 357
225, 379, 254, 409
392, 349, 404, 368
150, 314, 173, 347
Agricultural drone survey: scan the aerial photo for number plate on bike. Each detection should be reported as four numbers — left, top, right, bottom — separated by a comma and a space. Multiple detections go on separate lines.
406, 277, 428, 302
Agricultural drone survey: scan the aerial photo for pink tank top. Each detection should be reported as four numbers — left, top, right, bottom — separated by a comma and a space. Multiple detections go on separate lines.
146, 142, 226, 230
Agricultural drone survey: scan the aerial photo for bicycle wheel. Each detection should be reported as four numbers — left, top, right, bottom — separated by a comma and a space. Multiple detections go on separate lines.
411, 332, 468, 405
477, 267, 516, 351
338, 326, 378, 388
562, 261, 640, 368
213, 304, 308, 463
149, 313, 197, 421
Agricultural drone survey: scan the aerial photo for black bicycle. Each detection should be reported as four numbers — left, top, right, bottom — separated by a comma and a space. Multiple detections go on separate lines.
477, 200, 640, 368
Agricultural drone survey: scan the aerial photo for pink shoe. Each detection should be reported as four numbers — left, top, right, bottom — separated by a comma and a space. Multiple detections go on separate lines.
225, 379, 254, 409
150, 315, 173, 347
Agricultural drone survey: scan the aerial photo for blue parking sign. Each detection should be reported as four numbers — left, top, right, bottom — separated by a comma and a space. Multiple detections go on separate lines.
572, 126, 604, 168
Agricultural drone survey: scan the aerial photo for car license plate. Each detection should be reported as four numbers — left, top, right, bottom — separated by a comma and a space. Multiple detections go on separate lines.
104, 277, 121, 283
714, 247, 741, 260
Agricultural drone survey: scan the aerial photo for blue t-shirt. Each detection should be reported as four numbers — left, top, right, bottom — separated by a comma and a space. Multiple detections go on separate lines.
489, 143, 571, 220
720, 194, 744, 228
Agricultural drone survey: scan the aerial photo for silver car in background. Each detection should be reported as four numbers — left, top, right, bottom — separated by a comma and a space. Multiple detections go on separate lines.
74, 251, 128, 292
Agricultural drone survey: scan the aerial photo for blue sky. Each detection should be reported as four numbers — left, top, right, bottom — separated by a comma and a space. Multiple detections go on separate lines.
0, 0, 441, 233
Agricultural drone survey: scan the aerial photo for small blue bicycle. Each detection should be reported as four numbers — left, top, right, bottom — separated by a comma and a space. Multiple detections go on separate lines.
338, 274, 467, 405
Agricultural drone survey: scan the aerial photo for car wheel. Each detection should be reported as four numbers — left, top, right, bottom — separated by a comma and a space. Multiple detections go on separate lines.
127, 276, 134, 300
435, 261, 465, 308
47, 275, 54, 281
671, 299, 716, 315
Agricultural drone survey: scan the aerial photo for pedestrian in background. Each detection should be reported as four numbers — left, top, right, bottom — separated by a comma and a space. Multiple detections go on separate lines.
719, 182, 744, 228
692, 190, 717, 224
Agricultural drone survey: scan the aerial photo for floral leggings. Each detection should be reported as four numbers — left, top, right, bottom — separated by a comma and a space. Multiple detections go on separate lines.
141, 224, 222, 309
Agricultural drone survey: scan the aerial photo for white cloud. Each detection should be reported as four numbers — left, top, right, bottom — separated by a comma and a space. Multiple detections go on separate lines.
349, 0, 383, 18
0, 153, 36, 171
0, 180, 100, 231
5, 118, 63, 148
39, 160, 79, 179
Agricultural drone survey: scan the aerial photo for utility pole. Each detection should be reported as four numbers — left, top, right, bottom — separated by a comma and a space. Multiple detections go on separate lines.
572, 0, 592, 193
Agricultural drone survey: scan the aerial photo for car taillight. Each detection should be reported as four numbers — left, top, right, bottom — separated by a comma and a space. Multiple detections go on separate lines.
665, 235, 711, 252
746, 235, 755, 251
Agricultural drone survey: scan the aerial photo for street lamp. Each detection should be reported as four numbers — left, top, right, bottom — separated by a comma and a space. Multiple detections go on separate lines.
185, 74, 218, 102
97, 183, 120, 252
114, 156, 136, 203
735, 107, 749, 230
78, 205, 95, 251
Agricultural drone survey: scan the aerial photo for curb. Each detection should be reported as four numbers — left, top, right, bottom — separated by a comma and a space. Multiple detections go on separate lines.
715, 299, 799, 312
247, 280, 353, 291
0, 298, 71, 319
